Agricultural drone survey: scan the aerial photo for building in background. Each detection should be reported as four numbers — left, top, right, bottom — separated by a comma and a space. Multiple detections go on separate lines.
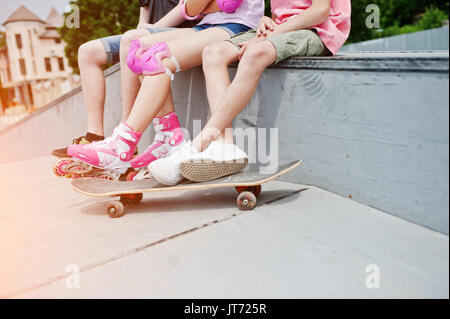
0, 5, 79, 112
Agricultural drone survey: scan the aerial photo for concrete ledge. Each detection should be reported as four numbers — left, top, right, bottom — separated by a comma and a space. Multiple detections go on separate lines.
272, 51, 449, 73
1, 51, 447, 136
0, 51, 448, 234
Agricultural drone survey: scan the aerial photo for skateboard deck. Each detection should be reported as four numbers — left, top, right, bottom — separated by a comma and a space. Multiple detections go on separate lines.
72, 160, 302, 217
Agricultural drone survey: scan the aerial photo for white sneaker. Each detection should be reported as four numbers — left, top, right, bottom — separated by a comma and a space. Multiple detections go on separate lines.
180, 141, 248, 182
148, 141, 199, 186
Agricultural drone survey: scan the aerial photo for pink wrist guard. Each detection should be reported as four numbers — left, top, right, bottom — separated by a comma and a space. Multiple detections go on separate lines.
179, 0, 204, 21
216, 0, 243, 13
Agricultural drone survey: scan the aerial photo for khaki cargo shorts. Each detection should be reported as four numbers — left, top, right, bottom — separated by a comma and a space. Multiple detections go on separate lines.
227, 29, 330, 64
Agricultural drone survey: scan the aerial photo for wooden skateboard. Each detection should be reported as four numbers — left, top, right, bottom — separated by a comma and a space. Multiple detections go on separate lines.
71, 160, 302, 218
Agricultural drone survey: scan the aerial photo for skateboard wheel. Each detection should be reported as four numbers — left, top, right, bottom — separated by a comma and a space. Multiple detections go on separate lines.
235, 185, 261, 197
107, 201, 125, 218
120, 193, 143, 205
237, 191, 256, 211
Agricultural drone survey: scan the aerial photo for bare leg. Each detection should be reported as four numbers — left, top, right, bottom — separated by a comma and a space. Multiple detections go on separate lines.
125, 27, 231, 133
78, 40, 108, 136
193, 40, 277, 151
119, 28, 195, 121
201, 41, 240, 146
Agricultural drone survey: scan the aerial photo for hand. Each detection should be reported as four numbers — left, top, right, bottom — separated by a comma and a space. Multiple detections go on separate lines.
137, 22, 153, 29
237, 36, 263, 60
257, 16, 277, 37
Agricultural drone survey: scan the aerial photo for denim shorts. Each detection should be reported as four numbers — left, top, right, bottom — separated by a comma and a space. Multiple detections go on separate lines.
192, 23, 251, 36
99, 27, 175, 64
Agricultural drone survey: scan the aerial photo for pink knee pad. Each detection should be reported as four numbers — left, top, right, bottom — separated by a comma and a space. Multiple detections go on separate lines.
126, 38, 149, 74
216, 0, 243, 13
140, 42, 180, 80
179, 0, 204, 20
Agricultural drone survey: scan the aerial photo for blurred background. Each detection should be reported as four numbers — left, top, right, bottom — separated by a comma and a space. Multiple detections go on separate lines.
0, 0, 448, 130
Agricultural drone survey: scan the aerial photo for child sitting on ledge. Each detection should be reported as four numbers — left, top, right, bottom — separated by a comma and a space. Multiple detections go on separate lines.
150, 0, 352, 185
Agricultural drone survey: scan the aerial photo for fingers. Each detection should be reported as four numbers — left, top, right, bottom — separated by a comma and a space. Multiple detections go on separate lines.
257, 23, 267, 37
263, 20, 275, 36
266, 21, 274, 32
257, 18, 276, 38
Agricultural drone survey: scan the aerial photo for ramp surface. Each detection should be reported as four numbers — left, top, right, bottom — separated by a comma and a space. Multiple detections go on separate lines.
0, 156, 448, 298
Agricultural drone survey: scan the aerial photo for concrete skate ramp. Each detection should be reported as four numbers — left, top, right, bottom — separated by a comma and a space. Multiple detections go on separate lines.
0, 156, 448, 298
0, 52, 448, 234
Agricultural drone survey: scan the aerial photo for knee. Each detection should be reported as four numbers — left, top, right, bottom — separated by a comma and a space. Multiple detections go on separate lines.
240, 43, 274, 72
78, 40, 104, 66
202, 42, 234, 69
121, 29, 139, 46
120, 30, 136, 56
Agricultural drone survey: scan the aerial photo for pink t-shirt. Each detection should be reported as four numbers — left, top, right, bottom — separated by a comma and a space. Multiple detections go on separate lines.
272, 0, 351, 54
199, 0, 265, 30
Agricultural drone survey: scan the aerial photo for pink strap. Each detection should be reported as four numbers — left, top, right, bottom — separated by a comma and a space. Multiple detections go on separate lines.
159, 112, 181, 131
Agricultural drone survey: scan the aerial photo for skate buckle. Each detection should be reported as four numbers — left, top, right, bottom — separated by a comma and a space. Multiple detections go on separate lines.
120, 153, 128, 160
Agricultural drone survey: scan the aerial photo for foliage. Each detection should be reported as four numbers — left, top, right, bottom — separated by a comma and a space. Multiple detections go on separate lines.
375, 5, 448, 39
347, 0, 449, 43
59, 0, 140, 74
417, 5, 449, 29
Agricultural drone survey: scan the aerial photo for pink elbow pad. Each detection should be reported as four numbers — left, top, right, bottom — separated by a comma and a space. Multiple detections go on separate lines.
216, 0, 243, 13
179, 0, 204, 20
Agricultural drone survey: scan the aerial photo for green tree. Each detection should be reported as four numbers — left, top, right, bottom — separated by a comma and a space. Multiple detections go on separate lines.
59, 0, 140, 74
417, 5, 449, 29
348, 0, 449, 43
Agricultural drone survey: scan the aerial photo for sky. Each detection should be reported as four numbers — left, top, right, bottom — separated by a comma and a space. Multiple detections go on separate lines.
0, 0, 70, 29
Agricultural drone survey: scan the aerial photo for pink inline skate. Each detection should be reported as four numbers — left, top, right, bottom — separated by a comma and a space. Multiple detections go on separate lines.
129, 112, 185, 180
68, 123, 142, 175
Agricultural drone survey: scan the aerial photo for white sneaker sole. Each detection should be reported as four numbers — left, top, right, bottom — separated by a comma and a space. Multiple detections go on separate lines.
149, 164, 182, 186
180, 158, 249, 183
